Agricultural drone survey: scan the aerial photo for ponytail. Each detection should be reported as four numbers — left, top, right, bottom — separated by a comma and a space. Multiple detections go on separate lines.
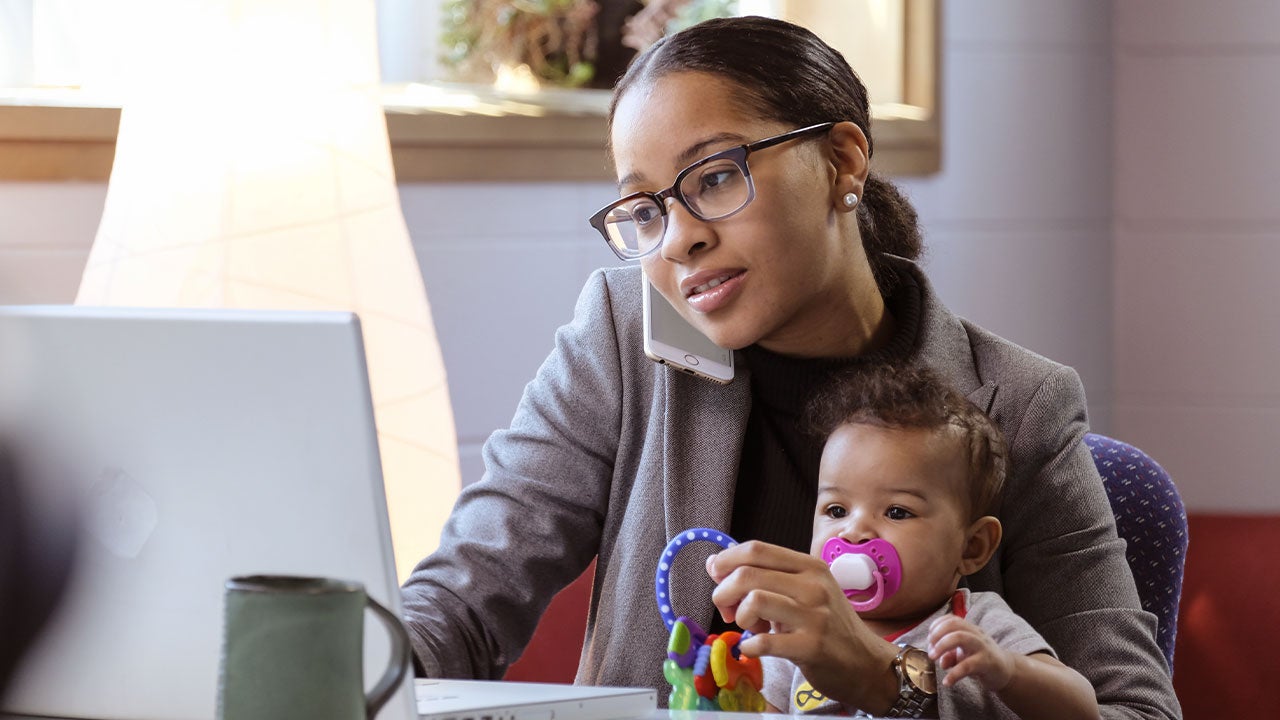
858, 173, 923, 293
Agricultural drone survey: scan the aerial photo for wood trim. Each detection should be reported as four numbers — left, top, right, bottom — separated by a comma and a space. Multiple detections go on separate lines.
0, 105, 938, 183
897, 0, 941, 175
389, 111, 939, 181
0, 104, 120, 181
904, 0, 940, 110
384, 110, 611, 182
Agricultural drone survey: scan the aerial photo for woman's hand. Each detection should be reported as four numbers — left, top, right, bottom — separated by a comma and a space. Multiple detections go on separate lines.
926, 614, 1015, 689
706, 540, 901, 712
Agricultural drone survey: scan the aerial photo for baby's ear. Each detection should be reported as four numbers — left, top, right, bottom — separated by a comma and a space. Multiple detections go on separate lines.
959, 516, 1002, 576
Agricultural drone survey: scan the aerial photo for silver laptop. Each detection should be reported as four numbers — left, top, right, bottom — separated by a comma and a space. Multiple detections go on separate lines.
0, 306, 654, 720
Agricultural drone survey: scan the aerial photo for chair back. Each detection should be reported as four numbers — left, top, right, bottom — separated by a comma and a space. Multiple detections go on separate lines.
1083, 433, 1187, 674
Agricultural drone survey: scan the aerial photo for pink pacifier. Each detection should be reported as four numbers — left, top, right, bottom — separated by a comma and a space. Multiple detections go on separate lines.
821, 537, 903, 612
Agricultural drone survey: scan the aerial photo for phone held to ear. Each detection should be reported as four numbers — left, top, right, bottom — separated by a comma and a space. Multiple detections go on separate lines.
642, 276, 735, 385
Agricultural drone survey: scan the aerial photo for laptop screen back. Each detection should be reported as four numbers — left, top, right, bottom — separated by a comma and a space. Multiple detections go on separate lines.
0, 307, 416, 720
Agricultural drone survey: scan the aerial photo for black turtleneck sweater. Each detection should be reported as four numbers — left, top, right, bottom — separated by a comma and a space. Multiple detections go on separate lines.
710, 272, 923, 633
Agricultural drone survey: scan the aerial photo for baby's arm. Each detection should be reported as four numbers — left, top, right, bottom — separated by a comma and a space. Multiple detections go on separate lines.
927, 615, 1098, 720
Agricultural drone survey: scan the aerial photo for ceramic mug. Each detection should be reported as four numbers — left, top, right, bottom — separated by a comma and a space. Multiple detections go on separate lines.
217, 575, 410, 720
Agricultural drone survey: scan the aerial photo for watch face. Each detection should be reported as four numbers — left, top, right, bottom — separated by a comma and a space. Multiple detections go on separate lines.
903, 648, 938, 695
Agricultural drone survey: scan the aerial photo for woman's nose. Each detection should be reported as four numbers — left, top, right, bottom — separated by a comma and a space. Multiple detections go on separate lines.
659, 200, 717, 262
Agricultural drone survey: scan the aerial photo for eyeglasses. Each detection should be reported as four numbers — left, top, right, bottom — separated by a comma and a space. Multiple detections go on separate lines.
588, 122, 837, 261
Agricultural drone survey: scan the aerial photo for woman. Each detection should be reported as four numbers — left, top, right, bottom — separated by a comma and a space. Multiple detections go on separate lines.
402, 16, 1180, 720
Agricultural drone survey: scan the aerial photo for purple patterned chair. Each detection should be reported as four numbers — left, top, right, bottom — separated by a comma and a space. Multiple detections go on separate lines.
1083, 433, 1187, 674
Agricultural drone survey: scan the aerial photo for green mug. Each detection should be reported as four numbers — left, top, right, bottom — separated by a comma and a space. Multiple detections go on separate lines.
217, 575, 411, 720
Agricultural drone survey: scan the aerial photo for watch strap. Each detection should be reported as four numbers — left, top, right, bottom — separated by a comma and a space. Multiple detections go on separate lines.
884, 645, 937, 719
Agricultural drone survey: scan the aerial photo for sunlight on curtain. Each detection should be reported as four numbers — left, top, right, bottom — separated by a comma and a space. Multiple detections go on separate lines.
75, 0, 460, 582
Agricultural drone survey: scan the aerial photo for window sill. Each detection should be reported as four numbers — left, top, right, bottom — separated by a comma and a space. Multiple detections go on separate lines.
0, 84, 939, 183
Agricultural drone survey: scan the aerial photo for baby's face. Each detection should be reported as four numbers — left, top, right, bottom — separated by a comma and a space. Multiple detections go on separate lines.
811, 422, 974, 622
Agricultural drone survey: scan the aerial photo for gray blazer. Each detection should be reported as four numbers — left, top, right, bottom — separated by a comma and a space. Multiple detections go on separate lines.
402, 257, 1180, 720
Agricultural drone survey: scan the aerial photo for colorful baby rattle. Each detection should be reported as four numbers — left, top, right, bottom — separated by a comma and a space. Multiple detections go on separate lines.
654, 530, 906, 711
655, 528, 766, 712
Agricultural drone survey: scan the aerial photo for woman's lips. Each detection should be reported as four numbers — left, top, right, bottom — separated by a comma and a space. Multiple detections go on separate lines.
685, 270, 745, 314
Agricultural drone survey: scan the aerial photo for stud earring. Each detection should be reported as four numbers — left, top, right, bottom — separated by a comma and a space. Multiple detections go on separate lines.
842, 192, 859, 208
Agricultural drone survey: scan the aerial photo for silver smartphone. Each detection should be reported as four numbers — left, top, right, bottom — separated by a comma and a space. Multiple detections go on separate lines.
642, 276, 734, 384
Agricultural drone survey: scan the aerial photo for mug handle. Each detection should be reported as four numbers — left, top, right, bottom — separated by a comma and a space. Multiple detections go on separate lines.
363, 596, 413, 720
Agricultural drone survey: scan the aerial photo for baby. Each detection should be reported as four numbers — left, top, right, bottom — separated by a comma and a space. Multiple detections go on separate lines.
739, 366, 1098, 718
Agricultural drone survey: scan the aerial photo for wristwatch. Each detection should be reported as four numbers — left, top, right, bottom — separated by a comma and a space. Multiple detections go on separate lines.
885, 644, 938, 718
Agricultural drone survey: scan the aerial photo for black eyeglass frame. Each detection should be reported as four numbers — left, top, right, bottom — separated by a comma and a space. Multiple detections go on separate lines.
588, 121, 838, 261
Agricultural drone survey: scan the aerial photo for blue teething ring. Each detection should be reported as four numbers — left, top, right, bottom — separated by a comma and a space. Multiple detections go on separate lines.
655, 528, 739, 632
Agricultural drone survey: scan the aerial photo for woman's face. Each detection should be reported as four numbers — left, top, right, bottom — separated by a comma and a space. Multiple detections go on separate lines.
611, 71, 870, 355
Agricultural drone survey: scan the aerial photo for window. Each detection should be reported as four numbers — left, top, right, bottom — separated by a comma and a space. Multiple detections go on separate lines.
0, 0, 938, 181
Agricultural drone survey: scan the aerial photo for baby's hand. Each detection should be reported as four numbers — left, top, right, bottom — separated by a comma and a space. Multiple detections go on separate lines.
925, 614, 1017, 691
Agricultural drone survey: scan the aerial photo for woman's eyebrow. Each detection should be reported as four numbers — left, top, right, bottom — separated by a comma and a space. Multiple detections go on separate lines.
675, 132, 746, 167
616, 172, 643, 192
616, 132, 749, 192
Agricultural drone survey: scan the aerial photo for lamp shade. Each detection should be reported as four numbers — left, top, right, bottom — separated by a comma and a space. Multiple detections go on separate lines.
76, 0, 459, 581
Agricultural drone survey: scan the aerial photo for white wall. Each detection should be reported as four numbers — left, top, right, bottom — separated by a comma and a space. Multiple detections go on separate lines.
0, 1, 1118, 488
1113, 0, 1280, 513
0, 183, 106, 301
403, 182, 621, 486
903, 0, 1115, 432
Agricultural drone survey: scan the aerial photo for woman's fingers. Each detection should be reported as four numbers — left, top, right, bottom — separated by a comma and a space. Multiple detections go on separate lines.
739, 624, 822, 661
703, 545, 897, 708
733, 587, 816, 632
704, 539, 879, 676
706, 540, 819, 581
710, 563, 834, 626
709, 566, 800, 625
